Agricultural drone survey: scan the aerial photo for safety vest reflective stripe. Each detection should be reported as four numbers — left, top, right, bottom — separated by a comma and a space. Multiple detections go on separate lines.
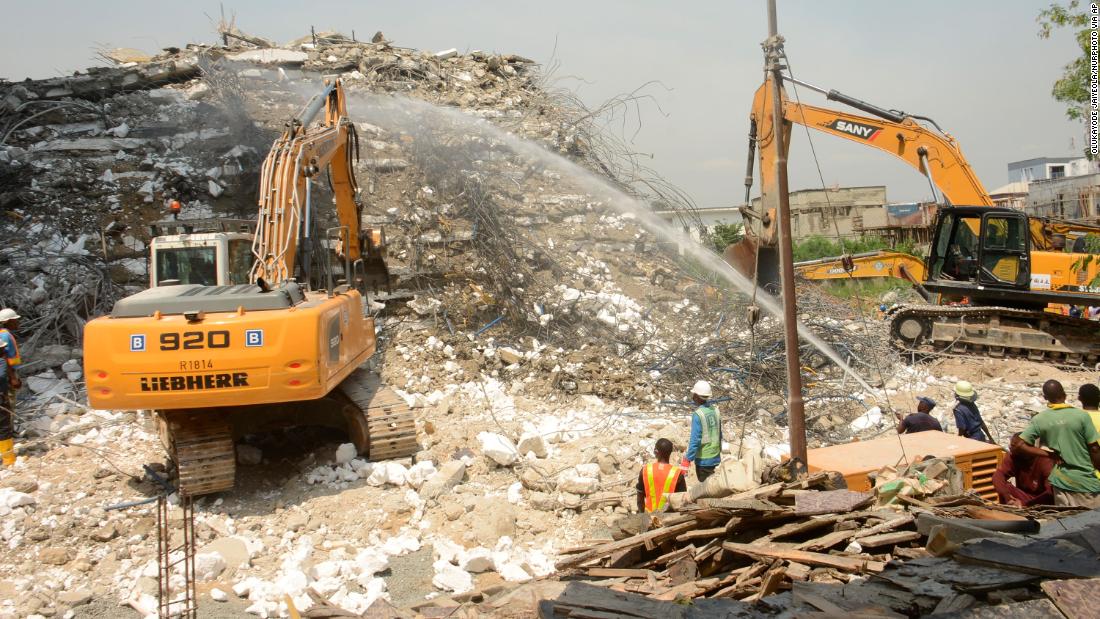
0, 330, 19, 366
643, 462, 681, 512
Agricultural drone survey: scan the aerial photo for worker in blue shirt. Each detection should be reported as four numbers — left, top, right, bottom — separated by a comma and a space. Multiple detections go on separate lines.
680, 380, 722, 482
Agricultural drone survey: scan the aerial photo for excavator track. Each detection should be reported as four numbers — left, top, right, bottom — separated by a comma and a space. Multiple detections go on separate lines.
155, 370, 417, 497
158, 411, 236, 497
887, 303, 1100, 367
336, 368, 419, 461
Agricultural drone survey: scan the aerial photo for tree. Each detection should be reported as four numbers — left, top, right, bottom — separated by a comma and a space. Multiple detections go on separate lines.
710, 221, 744, 253
1037, 1, 1093, 121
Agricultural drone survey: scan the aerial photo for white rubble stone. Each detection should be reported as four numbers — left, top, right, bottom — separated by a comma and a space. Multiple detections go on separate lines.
334, 443, 357, 465
381, 533, 420, 556
405, 460, 437, 489
498, 347, 523, 364
432, 538, 465, 565
194, 552, 226, 581
431, 559, 473, 593
366, 461, 408, 487
353, 548, 389, 577
557, 470, 599, 496
208, 180, 224, 197
849, 406, 883, 432
477, 432, 518, 466
516, 432, 548, 459
0, 488, 35, 513
574, 463, 601, 478
210, 588, 228, 602
420, 461, 466, 500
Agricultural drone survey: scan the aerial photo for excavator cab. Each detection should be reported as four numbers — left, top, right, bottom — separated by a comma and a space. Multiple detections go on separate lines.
927, 207, 1031, 291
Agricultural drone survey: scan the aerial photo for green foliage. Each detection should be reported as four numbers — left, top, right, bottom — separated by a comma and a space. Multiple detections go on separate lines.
1071, 233, 1100, 286
709, 221, 744, 253
819, 278, 911, 302
791, 235, 918, 262
1037, 1, 1093, 122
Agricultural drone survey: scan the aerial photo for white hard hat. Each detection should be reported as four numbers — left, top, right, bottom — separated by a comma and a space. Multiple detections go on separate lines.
691, 380, 712, 398
0, 308, 19, 322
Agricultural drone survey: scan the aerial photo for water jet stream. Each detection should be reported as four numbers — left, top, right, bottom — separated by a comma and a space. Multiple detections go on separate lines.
349, 93, 876, 395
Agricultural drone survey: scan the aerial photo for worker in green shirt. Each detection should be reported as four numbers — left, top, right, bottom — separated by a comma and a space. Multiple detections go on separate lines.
1017, 379, 1100, 508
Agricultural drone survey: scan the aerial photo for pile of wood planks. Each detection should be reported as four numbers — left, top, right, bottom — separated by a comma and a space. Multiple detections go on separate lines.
554, 472, 927, 603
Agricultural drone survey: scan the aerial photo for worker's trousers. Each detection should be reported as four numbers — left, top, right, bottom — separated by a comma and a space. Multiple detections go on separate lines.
0, 391, 11, 441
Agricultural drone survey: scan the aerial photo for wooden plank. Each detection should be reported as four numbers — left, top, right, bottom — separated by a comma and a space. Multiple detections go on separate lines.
555, 520, 697, 569
585, 568, 656, 579
649, 578, 718, 601
785, 561, 811, 581
668, 557, 698, 586
696, 497, 786, 511
675, 526, 727, 542
963, 505, 1031, 522
637, 544, 695, 570
856, 531, 921, 548
722, 542, 886, 572
794, 490, 873, 516
954, 538, 1100, 579
796, 528, 857, 551
762, 514, 842, 541
852, 514, 915, 540
1041, 578, 1100, 619
744, 566, 786, 601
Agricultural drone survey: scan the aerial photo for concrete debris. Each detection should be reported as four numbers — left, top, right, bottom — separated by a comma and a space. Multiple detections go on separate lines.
477, 431, 519, 466
334, 442, 357, 465
420, 461, 467, 500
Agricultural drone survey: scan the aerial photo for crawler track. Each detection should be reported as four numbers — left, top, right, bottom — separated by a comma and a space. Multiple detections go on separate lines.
159, 368, 418, 497
887, 304, 1100, 366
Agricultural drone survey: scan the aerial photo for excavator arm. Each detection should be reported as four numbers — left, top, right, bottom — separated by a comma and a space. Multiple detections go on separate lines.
795, 250, 926, 283
729, 75, 991, 285
253, 79, 389, 290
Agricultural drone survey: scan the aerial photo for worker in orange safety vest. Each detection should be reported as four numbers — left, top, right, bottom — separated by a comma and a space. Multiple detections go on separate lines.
0, 308, 21, 466
635, 438, 687, 512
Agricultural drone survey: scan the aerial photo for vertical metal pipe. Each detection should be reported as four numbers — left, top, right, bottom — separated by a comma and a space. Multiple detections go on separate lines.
767, 0, 807, 464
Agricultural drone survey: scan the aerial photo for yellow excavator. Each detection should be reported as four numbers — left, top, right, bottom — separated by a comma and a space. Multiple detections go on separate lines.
83, 80, 417, 495
730, 72, 1100, 365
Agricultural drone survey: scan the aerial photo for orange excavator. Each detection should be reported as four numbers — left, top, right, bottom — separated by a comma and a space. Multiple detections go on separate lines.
83, 80, 416, 495
730, 72, 1100, 365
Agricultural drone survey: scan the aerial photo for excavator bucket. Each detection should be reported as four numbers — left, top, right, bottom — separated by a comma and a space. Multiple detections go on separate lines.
723, 236, 780, 291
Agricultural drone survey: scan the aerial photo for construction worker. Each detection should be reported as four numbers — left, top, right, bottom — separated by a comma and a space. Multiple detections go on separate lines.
953, 380, 993, 443
0, 308, 19, 467
166, 198, 182, 220
635, 438, 687, 512
1016, 380, 1100, 508
681, 380, 722, 482
895, 396, 943, 434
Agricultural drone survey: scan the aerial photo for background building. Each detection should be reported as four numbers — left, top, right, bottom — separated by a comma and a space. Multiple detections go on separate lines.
1008, 156, 1097, 183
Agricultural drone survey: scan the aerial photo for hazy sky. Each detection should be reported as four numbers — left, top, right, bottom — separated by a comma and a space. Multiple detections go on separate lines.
0, 1, 1084, 206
